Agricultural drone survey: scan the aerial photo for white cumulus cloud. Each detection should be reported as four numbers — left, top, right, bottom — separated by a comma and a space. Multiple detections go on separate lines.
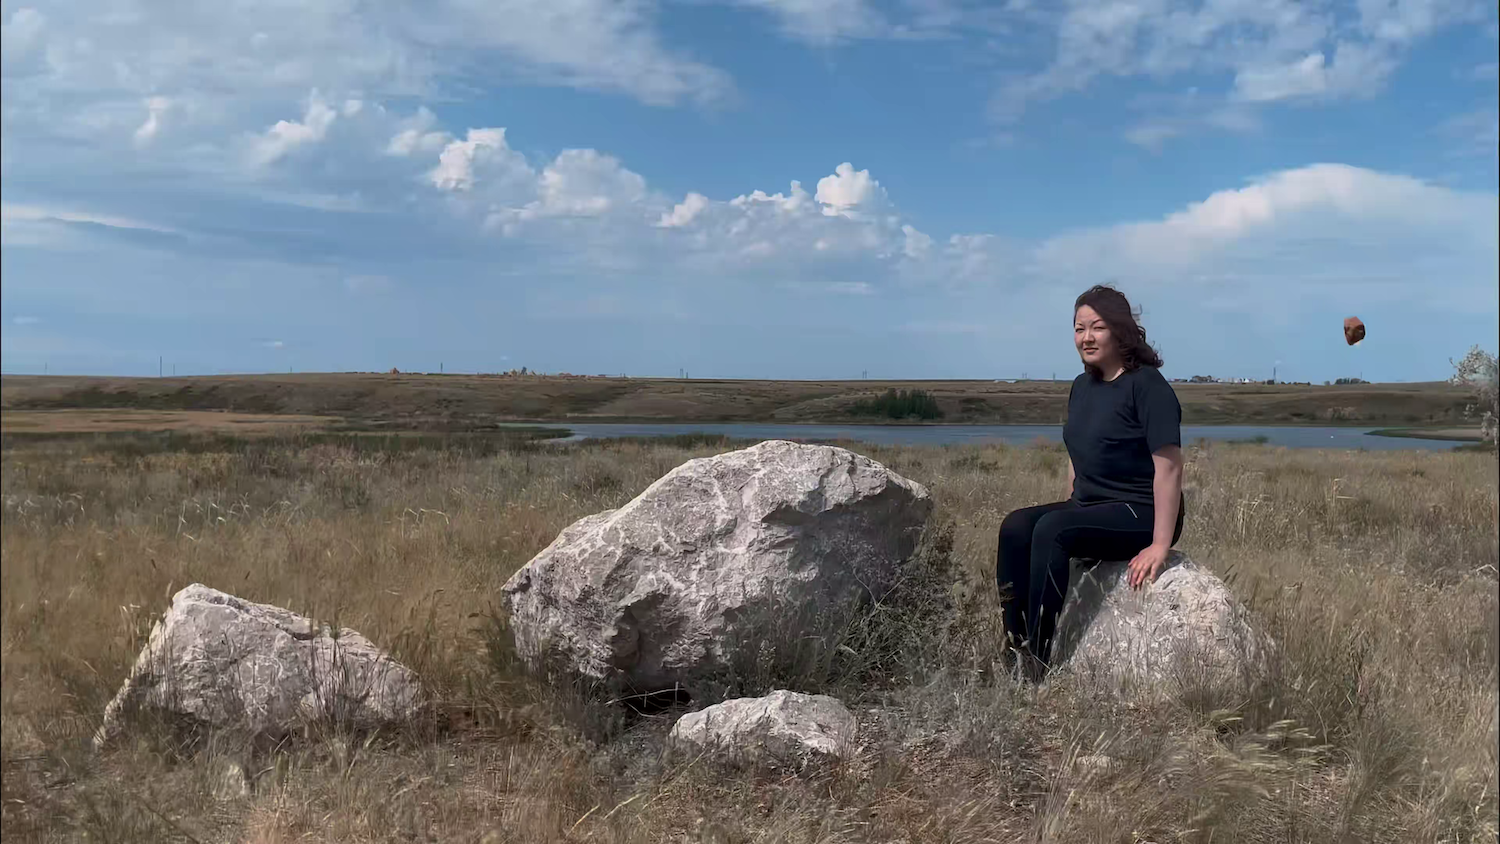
526, 149, 649, 218
731, 181, 811, 214
1034, 163, 1498, 300
658, 192, 710, 227
430, 128, 523, 192
251, 92, 338, 166
815, 162, 885, 218
901, 224, 933, 259
386, 107, 451, 156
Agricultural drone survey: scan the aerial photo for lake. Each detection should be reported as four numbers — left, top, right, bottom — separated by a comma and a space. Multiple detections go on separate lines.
525, 423, 1467, 451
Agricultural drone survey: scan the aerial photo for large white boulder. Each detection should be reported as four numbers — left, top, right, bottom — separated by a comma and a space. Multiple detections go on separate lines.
1052, 552, 1269, 697
501, 440, 932, 696
95, 584, 422, 749
669, 690, 857, 765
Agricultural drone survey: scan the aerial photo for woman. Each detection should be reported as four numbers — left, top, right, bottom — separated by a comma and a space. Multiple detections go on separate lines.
996, 284, 1186, 677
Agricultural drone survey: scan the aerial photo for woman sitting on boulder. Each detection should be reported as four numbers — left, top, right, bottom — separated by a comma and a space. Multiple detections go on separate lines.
996, 284, 1185, 678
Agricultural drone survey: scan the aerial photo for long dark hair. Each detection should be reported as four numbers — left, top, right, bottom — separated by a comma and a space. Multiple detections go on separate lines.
1074, 284, 1163, 379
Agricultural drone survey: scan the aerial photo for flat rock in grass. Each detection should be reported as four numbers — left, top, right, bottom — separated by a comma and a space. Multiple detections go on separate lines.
501, 440, 932, 697
1051, 552, 1268, 697
669, 690, 857, 765
95, 584, 423, 749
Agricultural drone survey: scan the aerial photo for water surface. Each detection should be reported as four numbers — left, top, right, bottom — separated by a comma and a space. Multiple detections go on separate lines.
522, 423, 1464, 451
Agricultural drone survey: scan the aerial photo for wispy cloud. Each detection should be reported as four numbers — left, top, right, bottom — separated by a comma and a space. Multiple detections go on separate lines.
133, 96, 171, 147
992, 0, 1492, 144
0, 202, 176, 233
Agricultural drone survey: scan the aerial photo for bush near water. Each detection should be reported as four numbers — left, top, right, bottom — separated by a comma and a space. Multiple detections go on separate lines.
849, 387, 945, 420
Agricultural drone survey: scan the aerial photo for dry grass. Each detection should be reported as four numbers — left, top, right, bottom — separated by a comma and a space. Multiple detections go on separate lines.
0, 410, 337, 435
2, 432, 1496, 843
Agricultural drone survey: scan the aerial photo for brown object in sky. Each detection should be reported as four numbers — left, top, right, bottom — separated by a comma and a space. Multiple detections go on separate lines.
1343, 316, 1365, 346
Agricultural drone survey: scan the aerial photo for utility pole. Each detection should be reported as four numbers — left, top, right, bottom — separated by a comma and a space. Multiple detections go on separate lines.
159, 356, 163, 378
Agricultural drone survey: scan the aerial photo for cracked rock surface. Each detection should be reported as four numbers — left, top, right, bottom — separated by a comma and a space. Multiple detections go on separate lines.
95, 584, 422, 748
501, 440, 932, 696
1052, 552, 1269, 696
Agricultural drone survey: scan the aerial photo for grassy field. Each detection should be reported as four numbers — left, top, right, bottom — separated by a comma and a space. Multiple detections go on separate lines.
2, 431, 1496, 842
1, 372, 1482, 428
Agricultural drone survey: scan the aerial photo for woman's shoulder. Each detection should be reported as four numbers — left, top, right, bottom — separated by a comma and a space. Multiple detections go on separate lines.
1129, 366, 1181, 410
1130, 365, 1172, 386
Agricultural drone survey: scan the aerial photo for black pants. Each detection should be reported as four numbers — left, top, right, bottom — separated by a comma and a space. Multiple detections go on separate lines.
995, 497, 1184, 666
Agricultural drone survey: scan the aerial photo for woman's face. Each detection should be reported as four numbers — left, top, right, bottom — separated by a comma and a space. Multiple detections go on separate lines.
1074, 304, 1118, 368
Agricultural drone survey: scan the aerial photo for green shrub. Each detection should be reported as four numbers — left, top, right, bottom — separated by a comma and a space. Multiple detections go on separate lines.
850, 388, 944, 420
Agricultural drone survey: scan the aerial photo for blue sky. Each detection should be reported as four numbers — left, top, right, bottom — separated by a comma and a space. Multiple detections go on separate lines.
2, 0, 1497, 383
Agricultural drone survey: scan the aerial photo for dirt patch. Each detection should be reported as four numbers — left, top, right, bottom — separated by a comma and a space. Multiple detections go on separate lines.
0, 409, 337, 435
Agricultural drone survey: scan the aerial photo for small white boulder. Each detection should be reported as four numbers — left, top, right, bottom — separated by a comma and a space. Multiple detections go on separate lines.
669, 690, 858, 766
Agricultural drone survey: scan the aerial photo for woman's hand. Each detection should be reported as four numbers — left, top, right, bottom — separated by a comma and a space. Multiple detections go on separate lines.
1127, 543, 1170, 590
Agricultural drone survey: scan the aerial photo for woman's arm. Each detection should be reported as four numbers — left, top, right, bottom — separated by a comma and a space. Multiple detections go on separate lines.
1067, 457, 1075, 500
1149, 445, 1183, 549
1128, 371, 1184, 589
1128, 444, 1184, 589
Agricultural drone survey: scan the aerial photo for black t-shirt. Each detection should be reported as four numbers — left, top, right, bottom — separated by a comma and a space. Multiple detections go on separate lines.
1062, 366, 1182, 507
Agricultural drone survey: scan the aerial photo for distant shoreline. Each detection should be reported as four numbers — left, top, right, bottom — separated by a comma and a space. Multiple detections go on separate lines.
1, 373, 1478, 431
2, 411, 1482, 452
502, 418, 1455, 430
1365, 427, 1485, 442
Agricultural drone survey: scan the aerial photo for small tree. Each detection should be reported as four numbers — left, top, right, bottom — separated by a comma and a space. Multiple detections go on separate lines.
1449, 345, 1498, 443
